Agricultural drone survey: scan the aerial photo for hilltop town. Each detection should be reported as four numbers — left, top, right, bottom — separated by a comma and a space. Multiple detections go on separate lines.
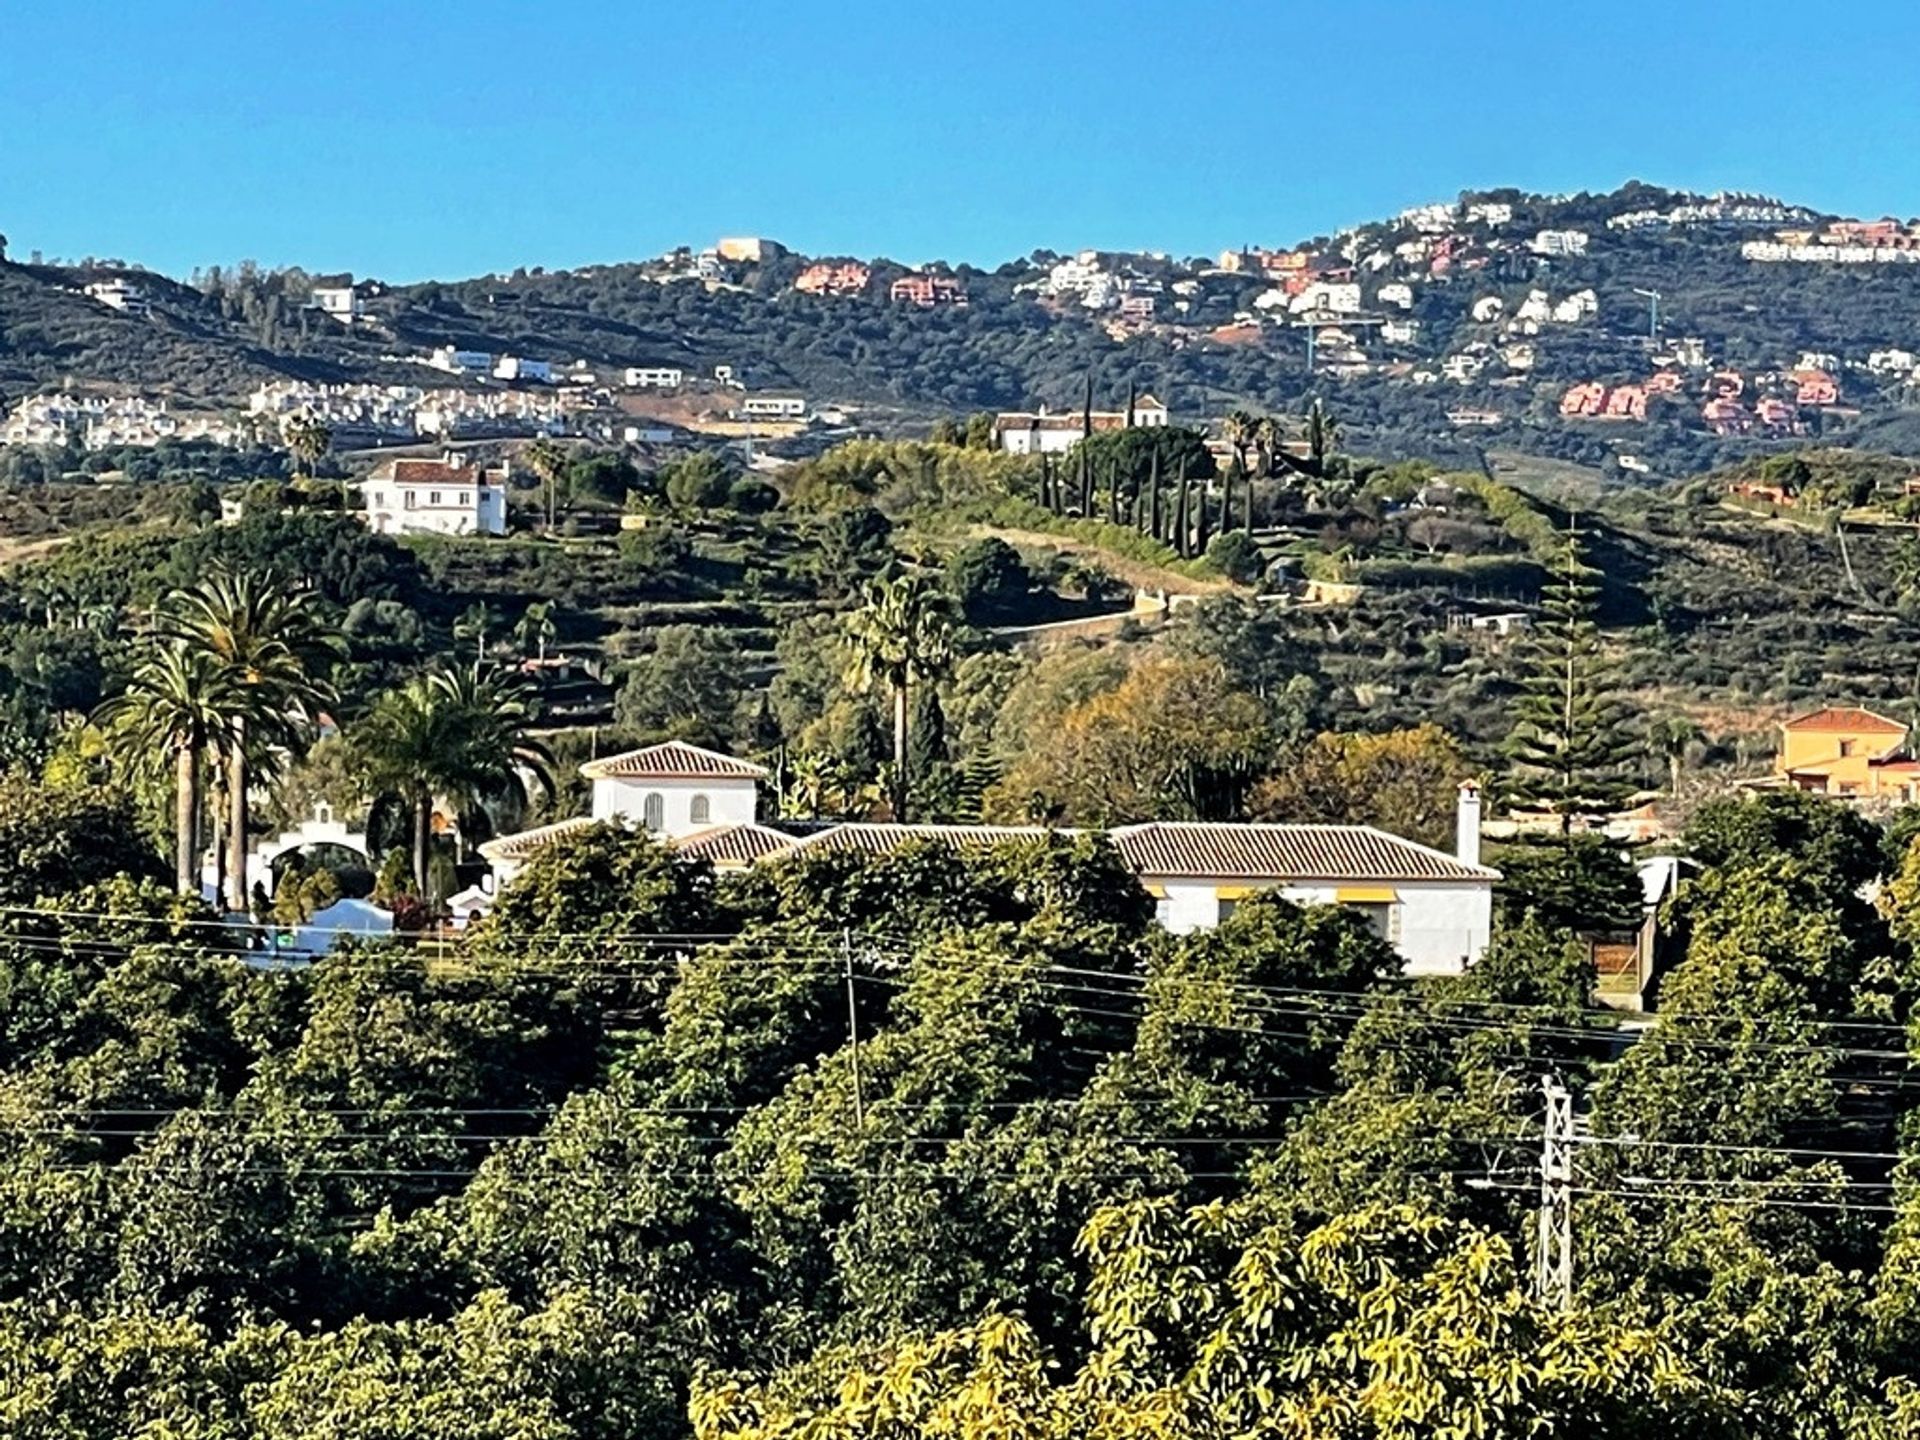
13, 182, 1920, 483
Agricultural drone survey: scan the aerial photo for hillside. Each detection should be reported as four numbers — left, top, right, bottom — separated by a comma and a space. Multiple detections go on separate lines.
11, 181, 1920, 477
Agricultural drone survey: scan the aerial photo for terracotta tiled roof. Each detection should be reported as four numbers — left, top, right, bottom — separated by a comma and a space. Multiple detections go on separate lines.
1108, 823, 1497, 882
477, 816, 596, 862
369, 457, 506, 485
671, 823, 798, 866
1782, 706, 1909, 733
579, 741, 769, 781
786, 824, 1069, 856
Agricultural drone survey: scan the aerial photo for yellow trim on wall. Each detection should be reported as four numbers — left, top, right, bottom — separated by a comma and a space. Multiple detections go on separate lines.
1143, 884, 1167, 898
1215, 885, 1264, 900
1334, 886, 1399, 903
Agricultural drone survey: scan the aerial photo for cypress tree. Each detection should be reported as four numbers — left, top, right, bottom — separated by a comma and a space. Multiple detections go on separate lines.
1219, 461, 1235, 538
1242, 454, 1255, 533
1079, 446, 1093, 517
1039, 453, 1054, 513
1194, 471, 1211, 555
1107, 459, 1120, 525
1172, 458, 1189, 556
1125, 380, 1137, 430
1504, 526, 1640, 829
1081, 373, 1094, 441
1144, 447, 1161, 537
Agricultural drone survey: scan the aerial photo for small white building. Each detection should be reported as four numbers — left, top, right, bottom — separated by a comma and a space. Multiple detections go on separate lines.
494, 356, 554, 383
1378, 282, 1414, 310
1382, 318, 1421, 345
311, 278, 365, 323
84, 279, 151, 314
1289, 281, 1362, 315
1529, 229, 1590, 257
625, 366, 684, 389
739, 393, 808, 421
429, 346, 494, 375
361, 452, 509, 537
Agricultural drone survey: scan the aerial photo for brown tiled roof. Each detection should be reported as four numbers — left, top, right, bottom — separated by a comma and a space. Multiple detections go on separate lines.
1782, 705, 1908, 733
671, 823, 798, 866
579, 742, 769, 781
786, 824, 1069, 856
1109, 823, 1497, 882
370, 457, 505, 485
477, 816, 596, 862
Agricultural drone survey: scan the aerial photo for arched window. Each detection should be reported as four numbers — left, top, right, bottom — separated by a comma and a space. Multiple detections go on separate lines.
689, 793, 711, 826
642, 792, 665, 831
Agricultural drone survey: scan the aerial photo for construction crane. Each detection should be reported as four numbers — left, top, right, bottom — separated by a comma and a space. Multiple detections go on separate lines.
1632, 287, 1662, 345
1291, 310, 1386, 372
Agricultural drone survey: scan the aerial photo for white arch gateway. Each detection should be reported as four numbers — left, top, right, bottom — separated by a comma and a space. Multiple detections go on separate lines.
200, 805, 373, 906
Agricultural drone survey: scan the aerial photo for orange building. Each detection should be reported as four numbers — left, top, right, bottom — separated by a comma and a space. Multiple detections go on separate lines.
1776, 706, 1920, 800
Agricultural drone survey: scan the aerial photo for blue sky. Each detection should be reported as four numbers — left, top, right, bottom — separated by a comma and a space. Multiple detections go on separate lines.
5, 0, 1918, 281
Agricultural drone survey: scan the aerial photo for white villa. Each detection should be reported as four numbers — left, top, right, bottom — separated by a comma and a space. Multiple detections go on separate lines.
361, 452, 509, 537
473, 743, 1498, 975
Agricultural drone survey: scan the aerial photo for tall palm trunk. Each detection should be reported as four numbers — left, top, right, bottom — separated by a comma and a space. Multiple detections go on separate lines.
174, 744, 200, 896
892, 677, 911, 822
413, 787, 434, 898
226, 724, 250, 913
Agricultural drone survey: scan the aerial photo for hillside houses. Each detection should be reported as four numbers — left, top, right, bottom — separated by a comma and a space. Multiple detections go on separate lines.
890, 273, 967, 307
794, 262, 871, 296
0, 391, 240, 448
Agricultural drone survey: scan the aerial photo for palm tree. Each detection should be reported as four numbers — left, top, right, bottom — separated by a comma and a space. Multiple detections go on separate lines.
514, 601, 557, 663
355, 665, 555, 897
843, 572, 955, 822
156, 570, 341, 911
522, 438, 568, 531
94, 643, 235, 894
1224, 410, 1257, 475
283, 412, 332, 478
454, 602, 498, 673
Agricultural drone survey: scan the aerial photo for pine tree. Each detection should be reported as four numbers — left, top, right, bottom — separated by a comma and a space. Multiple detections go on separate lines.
1504, 527, 1640, 828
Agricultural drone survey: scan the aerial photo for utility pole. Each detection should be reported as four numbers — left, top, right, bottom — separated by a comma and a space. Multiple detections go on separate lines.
1633, 287, 1661, 346
843, 928, 866, 1130
1537, 1076, 1574, 1311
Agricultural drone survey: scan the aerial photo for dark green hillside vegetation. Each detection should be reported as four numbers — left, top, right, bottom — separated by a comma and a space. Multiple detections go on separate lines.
0, 757, 1914, 1432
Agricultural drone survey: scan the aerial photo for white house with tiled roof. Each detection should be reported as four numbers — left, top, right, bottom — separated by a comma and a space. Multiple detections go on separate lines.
581, 740, 768, 834
362, 452, 508, 537
474, 749, 1497, 974
1110, 784, 1495, 974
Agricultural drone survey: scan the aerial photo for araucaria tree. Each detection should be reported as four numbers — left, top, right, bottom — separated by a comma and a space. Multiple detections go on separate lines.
842, 571, 955, 822
1504, 527, 1639, 826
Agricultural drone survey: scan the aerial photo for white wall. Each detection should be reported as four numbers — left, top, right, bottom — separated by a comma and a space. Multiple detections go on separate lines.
1147, 877, 1492, 977
590, 776, 758, 835
362, 480, 506, 537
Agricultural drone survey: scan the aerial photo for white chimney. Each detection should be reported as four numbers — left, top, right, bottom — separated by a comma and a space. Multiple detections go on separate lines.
1456, 780, 1483, 867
